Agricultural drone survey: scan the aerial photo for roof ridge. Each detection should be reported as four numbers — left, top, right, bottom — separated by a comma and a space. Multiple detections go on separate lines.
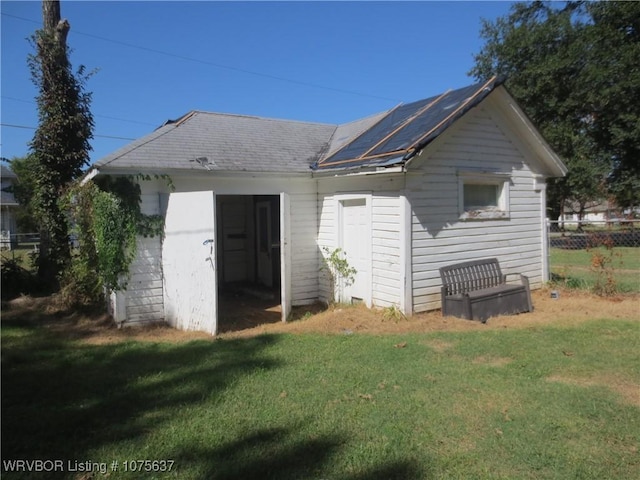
188, 109, 336, 127
337, 109, 396, 128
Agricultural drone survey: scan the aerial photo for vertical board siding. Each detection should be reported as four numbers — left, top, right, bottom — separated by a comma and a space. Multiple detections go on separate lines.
409, 106, 545, 313
125, 193, 165, 324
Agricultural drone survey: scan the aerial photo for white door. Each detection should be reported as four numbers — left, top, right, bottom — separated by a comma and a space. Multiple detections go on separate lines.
256, 201, 272, 287
341, 198, 370, 305
162, 191, 217, 335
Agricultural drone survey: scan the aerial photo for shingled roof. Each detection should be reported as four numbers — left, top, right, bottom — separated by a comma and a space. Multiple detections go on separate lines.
95, 111, 336, 174
93, 78, 505, 175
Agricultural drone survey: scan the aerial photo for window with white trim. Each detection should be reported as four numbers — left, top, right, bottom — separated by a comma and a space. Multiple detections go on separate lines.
458, 171, 510, 220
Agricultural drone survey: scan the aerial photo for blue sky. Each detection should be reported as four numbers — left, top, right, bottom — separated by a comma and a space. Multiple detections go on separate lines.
1, 1, 515, 165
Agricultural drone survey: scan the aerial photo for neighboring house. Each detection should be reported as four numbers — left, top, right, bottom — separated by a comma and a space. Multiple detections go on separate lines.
558, 199, 621, 224
1, 165, 19, 250
85, 77, 567, 334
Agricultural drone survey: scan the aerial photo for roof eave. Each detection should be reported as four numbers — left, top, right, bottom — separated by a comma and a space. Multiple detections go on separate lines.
312, 165, 405, 178
90, 165, 314, 179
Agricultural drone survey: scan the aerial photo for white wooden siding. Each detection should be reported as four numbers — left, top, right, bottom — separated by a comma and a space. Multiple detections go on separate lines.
371, 195, 401, 306
408, 106, 545, 312
317, 192, 335, 303
122, 178, 321, 325
114, 98, 550, 323
317, 175, 404, 307
124, 193, 164, 325
289, 192, 319, 305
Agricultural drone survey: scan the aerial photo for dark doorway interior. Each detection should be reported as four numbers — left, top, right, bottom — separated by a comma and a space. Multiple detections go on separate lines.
216, 195, 281, 332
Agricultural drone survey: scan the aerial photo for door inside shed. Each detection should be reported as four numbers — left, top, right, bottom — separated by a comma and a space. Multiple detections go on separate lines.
216, 195, 282, 332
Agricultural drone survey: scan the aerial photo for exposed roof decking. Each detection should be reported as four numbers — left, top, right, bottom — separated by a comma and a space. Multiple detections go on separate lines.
314, 79, 500, 169
324, 110, 390, 159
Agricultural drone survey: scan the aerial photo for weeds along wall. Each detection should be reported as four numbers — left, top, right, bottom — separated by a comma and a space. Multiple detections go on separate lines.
63, 175, 169, 307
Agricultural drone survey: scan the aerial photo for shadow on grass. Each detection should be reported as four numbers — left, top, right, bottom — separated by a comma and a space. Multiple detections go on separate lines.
1, 299, 428, 480
170, 426, 425, 480
1, 305, 282, 477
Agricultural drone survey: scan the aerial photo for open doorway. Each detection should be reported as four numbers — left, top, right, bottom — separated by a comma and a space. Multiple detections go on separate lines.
216, 195, 281, 333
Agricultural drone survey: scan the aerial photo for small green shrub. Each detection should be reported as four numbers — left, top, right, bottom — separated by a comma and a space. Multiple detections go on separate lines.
320, 247, 357, 304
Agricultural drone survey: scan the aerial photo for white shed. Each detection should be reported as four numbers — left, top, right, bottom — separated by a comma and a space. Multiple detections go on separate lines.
86, 77, 566, 334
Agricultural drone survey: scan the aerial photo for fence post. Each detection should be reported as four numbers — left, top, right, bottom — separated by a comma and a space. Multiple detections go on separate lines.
545, 218, 550, 283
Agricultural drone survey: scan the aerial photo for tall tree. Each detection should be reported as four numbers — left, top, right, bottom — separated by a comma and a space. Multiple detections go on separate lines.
581, 1, 640, 214
470, 1, 640, 220
28, 0, 94, 284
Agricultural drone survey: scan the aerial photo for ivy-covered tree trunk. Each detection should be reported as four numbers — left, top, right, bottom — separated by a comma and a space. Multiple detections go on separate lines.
28, 0, 94, 286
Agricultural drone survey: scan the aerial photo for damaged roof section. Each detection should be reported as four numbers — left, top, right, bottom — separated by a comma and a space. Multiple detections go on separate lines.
92, 77, 510, 175
313, 77, 503, 170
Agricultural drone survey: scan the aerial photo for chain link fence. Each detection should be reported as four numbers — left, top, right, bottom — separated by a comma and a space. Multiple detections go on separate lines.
547, 220, 640, 294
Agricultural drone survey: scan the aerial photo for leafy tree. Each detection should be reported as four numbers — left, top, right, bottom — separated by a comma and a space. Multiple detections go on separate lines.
28, 0, 94, 284
470, 0, 640, 220
6, 155, 41, 233
581, 1, 640, 215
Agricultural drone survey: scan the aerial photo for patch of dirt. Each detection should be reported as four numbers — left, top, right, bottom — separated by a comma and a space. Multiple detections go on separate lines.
1, 287, 638, 346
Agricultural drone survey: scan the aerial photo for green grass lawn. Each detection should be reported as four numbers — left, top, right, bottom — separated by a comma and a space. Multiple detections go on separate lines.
2, 312, 639, 479
550, 246, 640, 292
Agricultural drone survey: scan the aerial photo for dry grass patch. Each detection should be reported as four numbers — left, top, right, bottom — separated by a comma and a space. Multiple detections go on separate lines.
2, 287, 637, 345
547, 373, 640, 407
422, 338, 457, 353
224, 287, 638, 339
471, 355, 513, 367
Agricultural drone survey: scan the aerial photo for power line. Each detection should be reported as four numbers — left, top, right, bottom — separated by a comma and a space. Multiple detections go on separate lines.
2, 12, 401, 103
1, 96, 157, 127
1, 123, 136, 141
